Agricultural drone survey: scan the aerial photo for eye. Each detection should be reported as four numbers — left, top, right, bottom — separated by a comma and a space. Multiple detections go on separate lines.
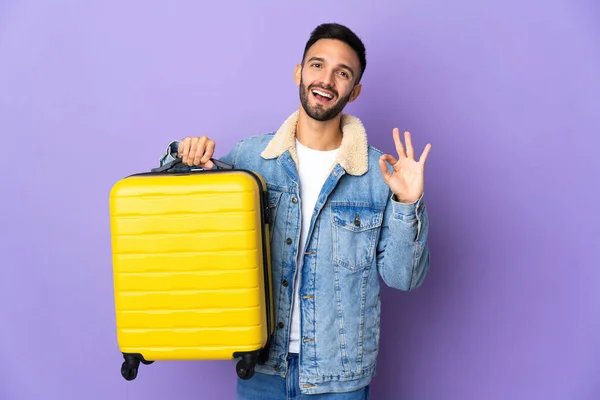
338, 71, 349, 79
311, 63, 321, 68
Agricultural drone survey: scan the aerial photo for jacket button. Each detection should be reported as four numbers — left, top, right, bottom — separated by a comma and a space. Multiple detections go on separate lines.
278, 322, 284, 329
282, 280, 289, 287
292, 197, 298, 204
286, 238, 292, 245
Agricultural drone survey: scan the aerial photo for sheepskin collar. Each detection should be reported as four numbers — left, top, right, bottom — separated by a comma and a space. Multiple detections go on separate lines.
260, 110, 369, 176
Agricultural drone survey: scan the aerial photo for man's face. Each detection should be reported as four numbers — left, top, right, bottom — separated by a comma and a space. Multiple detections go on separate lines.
295, 39, 362, 122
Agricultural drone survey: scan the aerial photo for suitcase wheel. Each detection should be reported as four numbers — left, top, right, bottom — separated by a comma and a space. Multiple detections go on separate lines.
236, 360, 255, 380
236, 354, 258, 380
121, 360, 138, 381
120, 353, 153, 381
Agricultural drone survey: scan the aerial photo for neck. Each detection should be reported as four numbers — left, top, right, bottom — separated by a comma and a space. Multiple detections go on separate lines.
295, 106, 343, 151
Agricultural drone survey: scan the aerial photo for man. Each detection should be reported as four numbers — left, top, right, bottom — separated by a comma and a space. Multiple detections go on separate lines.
157, 23, 431, 399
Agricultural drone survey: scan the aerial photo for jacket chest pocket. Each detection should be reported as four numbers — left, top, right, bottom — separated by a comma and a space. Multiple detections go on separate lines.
331, 205, 383, 271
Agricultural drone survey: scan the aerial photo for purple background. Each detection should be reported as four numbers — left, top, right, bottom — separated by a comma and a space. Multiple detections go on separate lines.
1, 1, 598, 399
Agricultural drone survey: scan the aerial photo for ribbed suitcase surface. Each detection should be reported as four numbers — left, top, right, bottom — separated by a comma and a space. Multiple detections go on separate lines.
109, 170, 273, 369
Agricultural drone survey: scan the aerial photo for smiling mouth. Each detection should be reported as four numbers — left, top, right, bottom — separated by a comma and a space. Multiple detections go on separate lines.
311, 88, 335, 102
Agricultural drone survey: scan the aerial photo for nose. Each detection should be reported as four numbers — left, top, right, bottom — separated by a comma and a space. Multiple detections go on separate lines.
319, 68, 336, 88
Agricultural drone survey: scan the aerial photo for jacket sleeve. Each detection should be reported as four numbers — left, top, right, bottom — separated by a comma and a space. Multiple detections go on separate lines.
375, 192, 430, 291
217, 140, 241, 167
155, 140, 193, 172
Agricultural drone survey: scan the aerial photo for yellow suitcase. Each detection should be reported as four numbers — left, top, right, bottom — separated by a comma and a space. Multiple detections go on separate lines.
109, 158, 274, 381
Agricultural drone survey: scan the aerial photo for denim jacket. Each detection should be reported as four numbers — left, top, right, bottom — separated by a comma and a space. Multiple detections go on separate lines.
157, 111, 430, 395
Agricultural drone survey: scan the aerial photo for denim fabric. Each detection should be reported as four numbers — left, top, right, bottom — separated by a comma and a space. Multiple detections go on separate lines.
236, 354, 370, 400
157, 121, 430, 394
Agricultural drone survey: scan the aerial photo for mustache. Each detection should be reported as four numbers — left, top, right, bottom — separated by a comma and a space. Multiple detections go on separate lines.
308, 83, 338, 97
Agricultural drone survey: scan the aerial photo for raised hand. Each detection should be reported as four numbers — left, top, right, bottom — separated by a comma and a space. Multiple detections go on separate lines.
379, 129, 431, 204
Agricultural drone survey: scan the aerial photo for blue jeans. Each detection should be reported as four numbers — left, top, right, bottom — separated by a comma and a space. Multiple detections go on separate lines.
236, 354, 370, 400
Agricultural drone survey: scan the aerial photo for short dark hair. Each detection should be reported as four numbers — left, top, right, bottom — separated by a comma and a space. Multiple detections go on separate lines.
302, 23, 367, 82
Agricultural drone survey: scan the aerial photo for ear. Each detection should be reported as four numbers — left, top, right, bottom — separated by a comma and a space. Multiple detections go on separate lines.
294, 64, 302, 86
348, 83, 362, 103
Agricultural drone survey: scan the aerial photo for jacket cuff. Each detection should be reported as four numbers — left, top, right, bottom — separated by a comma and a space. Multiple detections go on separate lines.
158, 140, 180, 165
391, 192, 425, 219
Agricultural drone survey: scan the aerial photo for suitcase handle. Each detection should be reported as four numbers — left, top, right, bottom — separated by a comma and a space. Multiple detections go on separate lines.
151, 157, 233, 173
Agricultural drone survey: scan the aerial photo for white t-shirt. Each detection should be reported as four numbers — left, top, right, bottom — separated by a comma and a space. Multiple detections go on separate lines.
288, 139, 339, 354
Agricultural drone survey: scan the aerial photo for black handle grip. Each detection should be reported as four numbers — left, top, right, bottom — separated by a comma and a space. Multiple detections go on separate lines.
151, 157, 233, 173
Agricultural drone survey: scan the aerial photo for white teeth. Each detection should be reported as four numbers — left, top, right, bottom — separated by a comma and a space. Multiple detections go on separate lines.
312, 89, 333, 99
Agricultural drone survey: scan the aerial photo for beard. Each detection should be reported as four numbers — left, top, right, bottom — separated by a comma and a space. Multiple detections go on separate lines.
299, 77, 352, 122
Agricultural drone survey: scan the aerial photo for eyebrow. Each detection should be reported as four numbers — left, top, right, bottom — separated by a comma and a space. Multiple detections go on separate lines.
307, 56, 355, 78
